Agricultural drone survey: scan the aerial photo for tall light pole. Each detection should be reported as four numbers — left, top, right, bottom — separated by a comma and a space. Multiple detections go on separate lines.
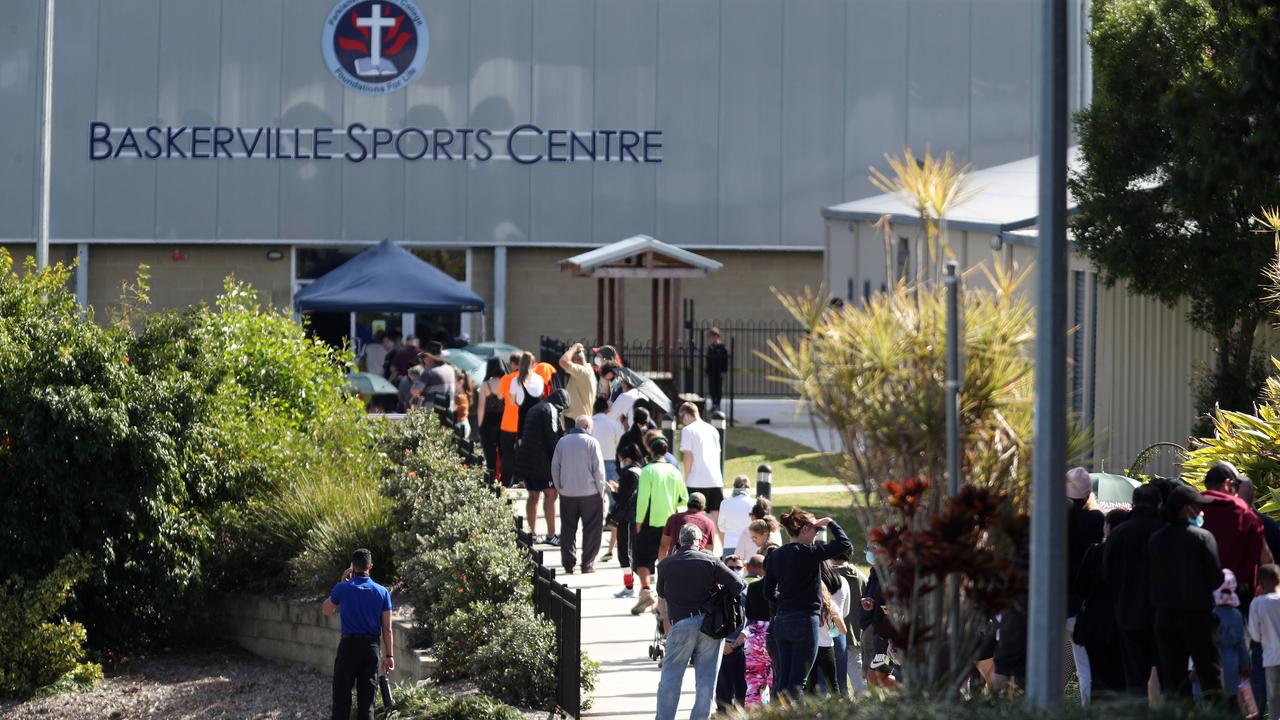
35, 0, 56, 269
1026, 0, 1069, 709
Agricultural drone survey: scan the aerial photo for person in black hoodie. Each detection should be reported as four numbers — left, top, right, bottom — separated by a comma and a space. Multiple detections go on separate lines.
1102, 482, 1167, 697
516, 388, 570, 545
1074, 508, 1129, 700
616, 406, 655, 470
1148, 484, 1222, 701
610, 444, 643, 599
1065, 466, 1106, 704
859, 558, 890, 688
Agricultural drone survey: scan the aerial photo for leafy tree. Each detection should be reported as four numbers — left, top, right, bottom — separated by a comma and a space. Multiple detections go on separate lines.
1070, 0, 1280, 426
0, 252, 378, 648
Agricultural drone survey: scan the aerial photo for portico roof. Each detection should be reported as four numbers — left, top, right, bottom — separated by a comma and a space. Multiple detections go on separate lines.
560, 235, 723, 279
821, 147, 1083, 235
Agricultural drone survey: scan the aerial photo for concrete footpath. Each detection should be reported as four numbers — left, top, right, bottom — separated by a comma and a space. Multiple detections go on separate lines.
729, 398, 840, 452
521, 507, 696, 720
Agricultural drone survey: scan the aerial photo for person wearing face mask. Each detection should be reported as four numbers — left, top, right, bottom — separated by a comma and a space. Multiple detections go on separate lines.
1065, 467, 1106, 705
715, 555, 750, 713
1148, 484, 1222, 701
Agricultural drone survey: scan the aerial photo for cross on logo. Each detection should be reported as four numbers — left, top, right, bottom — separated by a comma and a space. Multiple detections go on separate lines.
323, 0, 429, 95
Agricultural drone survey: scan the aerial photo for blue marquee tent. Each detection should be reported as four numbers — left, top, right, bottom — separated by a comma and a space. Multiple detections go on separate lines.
293, 239, 485, 314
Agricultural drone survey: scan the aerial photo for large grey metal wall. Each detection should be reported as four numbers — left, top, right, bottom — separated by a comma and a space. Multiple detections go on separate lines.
0, 0, 1082, 248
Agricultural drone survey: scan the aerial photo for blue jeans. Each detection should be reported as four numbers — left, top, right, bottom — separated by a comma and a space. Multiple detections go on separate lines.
772, 611, 820, 699
657, 614, 724, 720
832, 633, 849, 695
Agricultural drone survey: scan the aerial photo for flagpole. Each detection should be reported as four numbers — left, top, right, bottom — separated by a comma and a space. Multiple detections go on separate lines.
35, 0, 56, 270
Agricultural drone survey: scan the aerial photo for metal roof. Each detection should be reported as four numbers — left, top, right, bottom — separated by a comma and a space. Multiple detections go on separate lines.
821, 147, 1083, 234
560, 235, 724, 276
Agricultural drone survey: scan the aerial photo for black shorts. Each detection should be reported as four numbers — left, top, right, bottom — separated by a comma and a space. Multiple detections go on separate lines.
631, 525, 664, 572
525, 476, 554, 492
690, 486, 724, 513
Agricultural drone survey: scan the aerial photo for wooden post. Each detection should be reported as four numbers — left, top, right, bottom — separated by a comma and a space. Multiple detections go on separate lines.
662, 279, 672, 368
651, 278, 660, 369
617, 278, 626, 347
596, 278, 605, 343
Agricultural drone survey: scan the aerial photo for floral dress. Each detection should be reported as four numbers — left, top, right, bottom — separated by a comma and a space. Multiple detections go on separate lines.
744, 620, 773, 707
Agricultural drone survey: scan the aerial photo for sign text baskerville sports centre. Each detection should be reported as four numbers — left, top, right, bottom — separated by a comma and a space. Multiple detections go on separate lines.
88, 123, 664, 164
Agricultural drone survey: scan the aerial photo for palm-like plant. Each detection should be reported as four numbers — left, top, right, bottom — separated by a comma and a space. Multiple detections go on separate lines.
869, 146, 979, 284
1184, 206, 1280, 500
765, 149, 1089, 699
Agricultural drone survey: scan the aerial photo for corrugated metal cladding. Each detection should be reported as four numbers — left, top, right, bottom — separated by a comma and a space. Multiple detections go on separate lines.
0, 0, 1087, 249
828, 223, 1271, 477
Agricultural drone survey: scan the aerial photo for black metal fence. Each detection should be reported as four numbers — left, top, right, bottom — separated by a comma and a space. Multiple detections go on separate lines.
515, 519, 583, 718
540, 318, 804, 411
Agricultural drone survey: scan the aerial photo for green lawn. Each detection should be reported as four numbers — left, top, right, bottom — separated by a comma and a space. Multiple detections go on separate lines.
722, 426, 843, 488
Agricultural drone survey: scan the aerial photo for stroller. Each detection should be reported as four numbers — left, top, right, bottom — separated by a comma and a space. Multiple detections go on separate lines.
647, 607, 666, 666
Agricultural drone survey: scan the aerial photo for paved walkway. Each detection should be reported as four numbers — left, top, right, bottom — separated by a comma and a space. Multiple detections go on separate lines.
520, 510, 695, 720
729, 398, 841, 452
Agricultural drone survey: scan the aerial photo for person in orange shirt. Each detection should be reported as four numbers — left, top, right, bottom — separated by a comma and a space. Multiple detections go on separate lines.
497, 353, 523, 487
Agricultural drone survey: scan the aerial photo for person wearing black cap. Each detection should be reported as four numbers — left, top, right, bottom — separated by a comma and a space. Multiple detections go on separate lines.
1103, 483, 1166, 697
1148, 484, 1222, 701
1201, 461, 1269, 609
323, 549, 393, 720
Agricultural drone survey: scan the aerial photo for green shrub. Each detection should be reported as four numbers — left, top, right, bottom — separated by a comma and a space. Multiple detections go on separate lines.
0, 255, 212, 647
380, 683, 523, 720
0, 554, 103, 699
378, 410, 595, 709
0, 254, 386, 649
469, 611, 558, 708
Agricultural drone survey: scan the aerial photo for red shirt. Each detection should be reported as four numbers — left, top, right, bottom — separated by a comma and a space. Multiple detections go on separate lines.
1201, 489, 1264, 588
663, 509, 716, 551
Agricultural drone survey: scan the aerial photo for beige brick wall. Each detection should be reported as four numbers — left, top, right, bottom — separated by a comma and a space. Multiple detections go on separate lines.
1, 244, 76, 271
219, 593, 434, 681
502, 247, 822, 352
468, 247, 495, 341
86, 244, 293, 316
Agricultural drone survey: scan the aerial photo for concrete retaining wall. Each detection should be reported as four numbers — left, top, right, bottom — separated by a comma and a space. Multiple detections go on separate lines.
219, 594, 435, 683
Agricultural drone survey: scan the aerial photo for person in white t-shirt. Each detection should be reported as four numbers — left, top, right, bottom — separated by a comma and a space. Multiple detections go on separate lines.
359, 332, 391, 378
718, 476, 755, 558
678, 402, 724, 540
590, 396, 625, 563
602, 367, 639, 430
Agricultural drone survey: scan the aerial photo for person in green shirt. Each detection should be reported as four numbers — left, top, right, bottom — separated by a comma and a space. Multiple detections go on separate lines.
631, 436, 688, 615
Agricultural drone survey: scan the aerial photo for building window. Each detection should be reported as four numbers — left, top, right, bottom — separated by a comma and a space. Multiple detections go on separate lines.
895, 237, 911, 281
1071, 270, 1085, 417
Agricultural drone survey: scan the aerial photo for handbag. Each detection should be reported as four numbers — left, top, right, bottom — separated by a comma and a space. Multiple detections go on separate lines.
700, 583, 744, 640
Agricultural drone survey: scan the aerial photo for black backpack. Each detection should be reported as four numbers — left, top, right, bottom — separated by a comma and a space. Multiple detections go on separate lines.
701, 583, 745, 640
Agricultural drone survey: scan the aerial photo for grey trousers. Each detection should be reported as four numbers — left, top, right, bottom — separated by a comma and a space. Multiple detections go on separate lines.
1267, 666, 1280, 720
560, 493, 604, 571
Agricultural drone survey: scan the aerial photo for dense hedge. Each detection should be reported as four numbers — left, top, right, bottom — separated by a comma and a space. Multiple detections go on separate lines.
0, 254, 384, 655
379, 411, 596, 709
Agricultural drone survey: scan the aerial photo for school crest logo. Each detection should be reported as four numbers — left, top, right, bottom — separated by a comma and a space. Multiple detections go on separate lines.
323, 0, 429, 95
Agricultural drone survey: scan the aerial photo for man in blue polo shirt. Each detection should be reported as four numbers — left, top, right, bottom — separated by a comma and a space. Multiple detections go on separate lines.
322, 548, 394, 720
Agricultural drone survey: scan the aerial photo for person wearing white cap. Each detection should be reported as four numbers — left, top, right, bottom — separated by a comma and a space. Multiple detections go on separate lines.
1066, 466, 1105, 706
